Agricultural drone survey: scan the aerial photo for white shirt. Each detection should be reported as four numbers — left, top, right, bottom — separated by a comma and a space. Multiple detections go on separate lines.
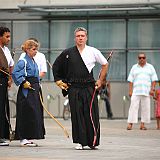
128, 63, 158, 96
81, 45, 108, 73
19, 51, 47, 73
1, 46, 14, 67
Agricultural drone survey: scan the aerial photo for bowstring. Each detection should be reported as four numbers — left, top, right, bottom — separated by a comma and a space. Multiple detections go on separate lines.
90, 50, 114, 146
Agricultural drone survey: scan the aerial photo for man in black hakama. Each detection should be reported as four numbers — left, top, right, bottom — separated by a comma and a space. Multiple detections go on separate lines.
53, 27, 108, 150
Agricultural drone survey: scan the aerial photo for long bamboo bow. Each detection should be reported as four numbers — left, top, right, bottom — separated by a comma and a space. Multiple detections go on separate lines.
39, 92, 69, 138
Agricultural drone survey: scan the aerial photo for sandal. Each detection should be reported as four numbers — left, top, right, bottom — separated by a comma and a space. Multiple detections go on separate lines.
21, 142, 38, 147
127, 123, 132, 130
140, 126, 147, 130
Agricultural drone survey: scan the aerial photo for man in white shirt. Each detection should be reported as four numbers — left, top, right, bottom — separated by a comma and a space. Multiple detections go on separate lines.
127, 53, 158, 130
0, 26, 14, 146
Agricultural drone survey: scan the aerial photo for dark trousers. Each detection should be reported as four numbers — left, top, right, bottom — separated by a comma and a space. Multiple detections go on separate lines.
104, 98, 113, 119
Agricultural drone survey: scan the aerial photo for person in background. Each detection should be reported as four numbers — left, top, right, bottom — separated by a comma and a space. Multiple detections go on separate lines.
53, 27, 108, 150
0, 26, 14, 146
99, 80, 113, 119
154, 80, 160, 130
127, 53, 158, 130
12, 39, 45, 147
19, 38, 47, 79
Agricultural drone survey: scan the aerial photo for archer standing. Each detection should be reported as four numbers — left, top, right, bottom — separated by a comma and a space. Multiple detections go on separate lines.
0, 26, 14, 146
12, 39, 45, 147
53, 27, 108, 149
127, 53, 158, 130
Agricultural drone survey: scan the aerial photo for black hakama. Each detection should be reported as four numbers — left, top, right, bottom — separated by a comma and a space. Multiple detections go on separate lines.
0, 73, 10, 139
68, 85, 100, 147
53, 46, 100, 147
15, 77, 45, 140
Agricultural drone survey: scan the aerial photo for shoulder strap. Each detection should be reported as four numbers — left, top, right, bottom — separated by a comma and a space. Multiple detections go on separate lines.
20, 58, 27, 76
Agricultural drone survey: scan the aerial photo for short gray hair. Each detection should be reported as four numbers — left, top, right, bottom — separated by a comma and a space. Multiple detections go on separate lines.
74, 27, 87, 35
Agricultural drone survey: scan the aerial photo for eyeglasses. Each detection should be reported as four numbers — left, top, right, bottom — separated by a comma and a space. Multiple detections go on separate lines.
138, 57, 146, 59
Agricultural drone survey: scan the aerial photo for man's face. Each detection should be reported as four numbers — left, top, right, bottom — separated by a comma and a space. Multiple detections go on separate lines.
138, 54, 146, 66
0, 32, 11, 46
74, 31, 87, 46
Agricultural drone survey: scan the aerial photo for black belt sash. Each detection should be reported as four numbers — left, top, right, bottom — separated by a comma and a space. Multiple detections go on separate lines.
26, 77, 39, 84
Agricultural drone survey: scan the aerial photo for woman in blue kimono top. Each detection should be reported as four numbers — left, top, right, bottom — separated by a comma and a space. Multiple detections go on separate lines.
12, 39, 45, 147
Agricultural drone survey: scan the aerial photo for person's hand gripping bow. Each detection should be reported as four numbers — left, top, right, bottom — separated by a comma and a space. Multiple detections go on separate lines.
56, 80, 68, 91
23, 81, 32, 89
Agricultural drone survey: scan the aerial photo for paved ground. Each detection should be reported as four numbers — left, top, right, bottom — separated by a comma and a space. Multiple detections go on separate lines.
0, 118, 160, 160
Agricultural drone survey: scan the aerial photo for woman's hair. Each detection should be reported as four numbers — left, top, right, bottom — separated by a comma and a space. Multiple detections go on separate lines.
28, 37, 41, 47
21, 39, 39, 52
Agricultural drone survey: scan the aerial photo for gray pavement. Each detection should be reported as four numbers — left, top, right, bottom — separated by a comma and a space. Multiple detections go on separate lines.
0, 118, 160, 160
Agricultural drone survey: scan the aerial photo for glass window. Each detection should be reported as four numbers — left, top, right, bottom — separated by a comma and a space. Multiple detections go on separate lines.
1, 18, 158, 82
128, 19, 160, 49
12, 21, 49, 80
88, 20, 126, 81
13, 21, 49, 50
88, 20, 126, 49
106, 51, 126, 81
50, 20, 87, 49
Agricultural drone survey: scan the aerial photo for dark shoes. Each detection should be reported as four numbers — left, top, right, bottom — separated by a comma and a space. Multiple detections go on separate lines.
107, 113, 113, 120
